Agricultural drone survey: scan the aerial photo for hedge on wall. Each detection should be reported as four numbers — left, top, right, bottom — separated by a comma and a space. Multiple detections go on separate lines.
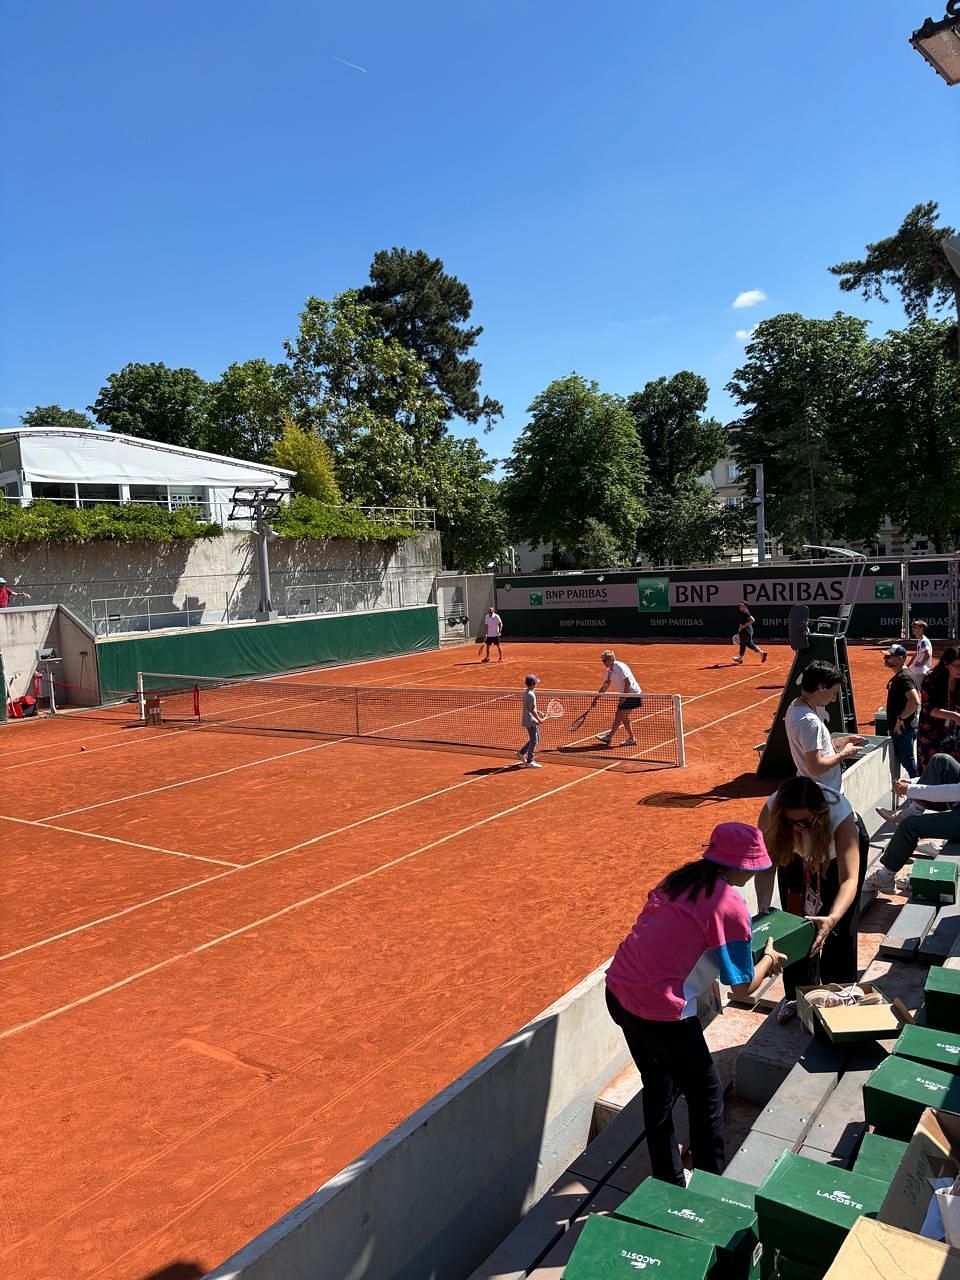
269, 496, 416, 542
0, 500, 223, 545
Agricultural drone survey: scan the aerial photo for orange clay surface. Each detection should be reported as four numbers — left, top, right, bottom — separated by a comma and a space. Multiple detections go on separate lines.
0, 640, 890, 1280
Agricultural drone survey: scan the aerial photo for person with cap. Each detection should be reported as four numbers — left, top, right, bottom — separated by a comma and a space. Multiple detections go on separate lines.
756, 775, 868, 1024
882, 643, 920, 779
864, 754, 960, 895
0, 577, 31, 608
908, 619, 933, 683
606, 822, 783, 1184
517, 673, 547, 768
732, 600, 767, 665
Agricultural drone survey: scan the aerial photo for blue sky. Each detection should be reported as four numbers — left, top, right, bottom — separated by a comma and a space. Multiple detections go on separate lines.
2, 1, 958, 465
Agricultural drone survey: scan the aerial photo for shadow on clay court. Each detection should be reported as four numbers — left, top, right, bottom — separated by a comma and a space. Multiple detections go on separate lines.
137, 1264, 204, 1280
639, 772, 773, 808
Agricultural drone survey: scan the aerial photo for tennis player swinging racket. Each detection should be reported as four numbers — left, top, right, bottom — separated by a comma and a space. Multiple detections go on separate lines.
570, 649, 643, 747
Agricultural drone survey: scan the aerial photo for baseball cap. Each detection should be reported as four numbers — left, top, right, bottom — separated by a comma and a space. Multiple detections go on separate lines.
702, 822, 772, 872
525, 674, 538, 686
883, 644, 907, 659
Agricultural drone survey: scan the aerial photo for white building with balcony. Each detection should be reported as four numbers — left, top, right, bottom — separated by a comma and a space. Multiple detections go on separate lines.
0, 427, 293, 524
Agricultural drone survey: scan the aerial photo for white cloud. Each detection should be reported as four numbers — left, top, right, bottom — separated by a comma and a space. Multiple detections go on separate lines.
735, 327, 757, 341
732, 289, 767, 309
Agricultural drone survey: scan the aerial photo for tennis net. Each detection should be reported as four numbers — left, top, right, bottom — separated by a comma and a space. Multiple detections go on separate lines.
136, 672, 686, 767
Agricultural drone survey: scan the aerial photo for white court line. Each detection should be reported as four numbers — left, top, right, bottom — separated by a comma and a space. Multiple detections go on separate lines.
0, 814, 240, 868
0, 763, 618, 1040
684, 691, 783, 736
0, 767, 519, 961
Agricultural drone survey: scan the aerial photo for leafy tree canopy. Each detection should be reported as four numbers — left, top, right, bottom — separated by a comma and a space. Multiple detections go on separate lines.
89, 363, 211, 449
204, 359, 291, 460
636, 481, 729, 566
627, 372, 727, 491
358, 248, 502, 429
20, 405, 95, 430
502, 374, 647, 560
424, 436, 504, 572
270, 415, 341, 503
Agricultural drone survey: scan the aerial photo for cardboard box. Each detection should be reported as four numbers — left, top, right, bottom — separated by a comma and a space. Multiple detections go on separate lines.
615, 1179, 761, 1279
797, 983, 900, 1044
824, 1215, 960, 1278
926, 966, 960, 1033
894, 1022, 960, 1073
879, 1107, 960, 1239
751, 909, 815, 968
864, 1054, 960, 1139
563, 1211, 715, 1279
851, 1132, 908, 1185
688, 1168, 756, 1212
911, 860, 959, 905
755, 1152, 885, 1269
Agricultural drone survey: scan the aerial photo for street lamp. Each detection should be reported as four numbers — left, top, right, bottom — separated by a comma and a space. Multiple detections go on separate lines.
910, 2, 960, 85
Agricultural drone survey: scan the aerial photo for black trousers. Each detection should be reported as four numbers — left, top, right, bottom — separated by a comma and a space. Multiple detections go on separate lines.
606, 988, 724, 1185
778, 816, 868, 999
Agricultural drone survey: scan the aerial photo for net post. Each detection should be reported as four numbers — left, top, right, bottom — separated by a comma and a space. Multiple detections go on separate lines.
137, 671, 146, 722
672, 694, 685, 768
354, 686, 361, 737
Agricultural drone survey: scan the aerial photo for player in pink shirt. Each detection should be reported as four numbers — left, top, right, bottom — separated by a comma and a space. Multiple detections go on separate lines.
606, 822, 783, 1185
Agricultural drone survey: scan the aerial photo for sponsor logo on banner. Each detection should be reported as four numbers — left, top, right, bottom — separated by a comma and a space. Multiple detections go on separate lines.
874, 581, 895, 600
529, 592, 543, 606
637, 577, 670, 612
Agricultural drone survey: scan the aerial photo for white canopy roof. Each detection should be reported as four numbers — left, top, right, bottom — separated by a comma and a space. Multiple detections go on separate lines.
1, 429, 293, 488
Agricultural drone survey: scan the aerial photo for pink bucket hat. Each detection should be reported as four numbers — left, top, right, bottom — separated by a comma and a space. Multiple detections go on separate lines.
702, 822, 772, 872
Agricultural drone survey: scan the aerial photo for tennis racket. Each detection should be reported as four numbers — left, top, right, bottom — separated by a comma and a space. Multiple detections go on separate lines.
732, 634, 740, 646
544, 698, 565, 719
570, 699, 598, 732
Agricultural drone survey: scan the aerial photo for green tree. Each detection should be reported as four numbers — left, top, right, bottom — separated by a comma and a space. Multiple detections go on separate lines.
283, 291, 444, 504
637, 482, 728, 566
358, 247, 502, 430
627, 372, 727, 490
862, 319, 960, 551
573, 518, 630, 569
20, 404, 95, 430
829, 202, 960, 358
204, 359, 290, 459
501, 374, 647, 562
90, 363, 210, 449
271, 415, 341, 502
727, 313, 873, 552
424, 436, 505, 571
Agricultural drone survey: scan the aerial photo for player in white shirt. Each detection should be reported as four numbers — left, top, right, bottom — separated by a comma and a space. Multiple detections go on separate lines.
594, 649, 643, 747
908, 619, 933, 681
481, 606, 504, 663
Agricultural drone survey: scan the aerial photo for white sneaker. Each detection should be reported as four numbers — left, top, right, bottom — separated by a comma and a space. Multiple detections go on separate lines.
732, 656, 744, 664
863, 865, 897, 894
525, 760, 543, 768
622, 738, 638, 747
596, 731, 612, 743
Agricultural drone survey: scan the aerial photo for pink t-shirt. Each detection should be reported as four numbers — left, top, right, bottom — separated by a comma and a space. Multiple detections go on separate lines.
606, 876, 753, 1021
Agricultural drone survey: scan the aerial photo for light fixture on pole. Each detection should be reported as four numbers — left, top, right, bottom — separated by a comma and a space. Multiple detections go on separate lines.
229, 486, 285, 621
910, 2, 960, 85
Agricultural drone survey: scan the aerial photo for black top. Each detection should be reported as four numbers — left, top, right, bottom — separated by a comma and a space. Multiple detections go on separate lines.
886, 668, 919, 729
737, 604, 754, 627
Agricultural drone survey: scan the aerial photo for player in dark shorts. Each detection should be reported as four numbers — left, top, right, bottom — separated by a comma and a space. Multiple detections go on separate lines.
734, 601, 768, 665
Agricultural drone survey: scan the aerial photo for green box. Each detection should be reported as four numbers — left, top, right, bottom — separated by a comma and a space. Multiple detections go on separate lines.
689, 1169, 756, 1212
851, 1132, 908, 1186
925, 967, 960, 1033
774, 1256, 825, 1280
910, 860, 958, 904
616, 1179, 761, 1280
755, 1153, 885, 1269
863, 1053, 960, 1139
894, 1022, 960, 1074
563, 1211, 715, 1279
751, 910, 815, 968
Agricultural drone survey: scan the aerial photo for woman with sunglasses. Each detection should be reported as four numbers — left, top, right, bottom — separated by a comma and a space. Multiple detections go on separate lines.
755, 776, 867, 1025
606, 823, 784, 1185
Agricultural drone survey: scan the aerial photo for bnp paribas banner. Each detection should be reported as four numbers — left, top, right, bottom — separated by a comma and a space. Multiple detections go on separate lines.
496, 564, 956, 640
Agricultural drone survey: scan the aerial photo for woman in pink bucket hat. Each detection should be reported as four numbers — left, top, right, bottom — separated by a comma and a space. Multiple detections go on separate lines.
606, 822, 784, 1186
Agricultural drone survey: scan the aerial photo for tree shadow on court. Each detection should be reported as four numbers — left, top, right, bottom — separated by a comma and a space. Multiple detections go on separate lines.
638, 772, 774, 808
137, 1264, 204, 1280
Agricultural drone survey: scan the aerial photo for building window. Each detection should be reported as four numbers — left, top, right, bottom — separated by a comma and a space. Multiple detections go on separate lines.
726, 463, 739, 482
32, 482, 77, 504
78, 483, 122, 508
130, 484, 169, 507
2, 481, 20, 499
169, 486, 208, 513
724, 496, 740, 509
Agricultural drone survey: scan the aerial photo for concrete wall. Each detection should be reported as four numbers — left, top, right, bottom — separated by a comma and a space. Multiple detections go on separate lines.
205, 965, 631, 1280
0, 604, 99, 705
0, 530, 442, 635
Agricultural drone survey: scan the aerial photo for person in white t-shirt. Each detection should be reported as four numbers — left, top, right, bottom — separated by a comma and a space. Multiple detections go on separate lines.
594, 649, 643, 747
481, 606, 504, 663
908, 619, 933, 682
784, 660, 864, 796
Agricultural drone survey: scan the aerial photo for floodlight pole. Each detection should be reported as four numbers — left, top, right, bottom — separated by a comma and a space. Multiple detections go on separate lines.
753, 464, 766, 564
254, 501, 277, 621
229, 486, 283, 622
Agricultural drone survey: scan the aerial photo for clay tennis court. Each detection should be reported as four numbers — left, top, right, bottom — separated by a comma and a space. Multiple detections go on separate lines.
1, 640, 889, 1280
